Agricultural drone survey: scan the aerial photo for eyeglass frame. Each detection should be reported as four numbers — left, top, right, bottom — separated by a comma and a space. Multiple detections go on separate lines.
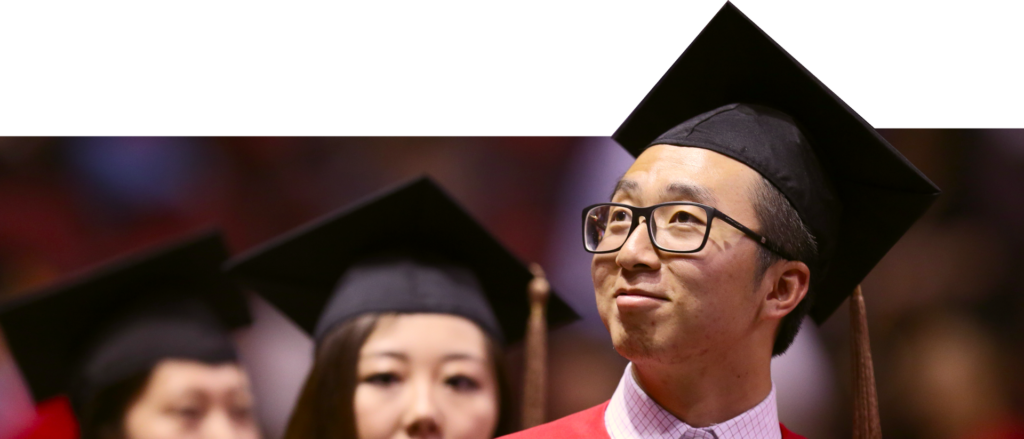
581, 202, 795, 260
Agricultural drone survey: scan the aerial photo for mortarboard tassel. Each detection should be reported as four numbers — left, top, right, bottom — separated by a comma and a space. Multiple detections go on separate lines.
851, 285, 882, 439
521, 263, 550, 429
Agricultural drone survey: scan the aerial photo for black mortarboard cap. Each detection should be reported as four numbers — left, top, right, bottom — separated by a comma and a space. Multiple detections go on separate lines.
0, 230, 251, 417
225, 176, 579, 345
612, 3, 941, 323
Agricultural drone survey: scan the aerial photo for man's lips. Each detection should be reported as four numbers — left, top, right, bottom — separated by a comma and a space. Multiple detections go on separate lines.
615, 288, 669, 310
614, 288, 669, 301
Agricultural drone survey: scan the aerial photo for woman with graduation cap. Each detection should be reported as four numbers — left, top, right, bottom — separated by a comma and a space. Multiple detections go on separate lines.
225, 176, 578, 439
506, 3, 940, 439
0, 231, 261, 439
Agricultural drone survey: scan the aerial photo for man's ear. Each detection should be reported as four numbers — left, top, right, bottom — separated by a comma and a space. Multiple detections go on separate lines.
763, 260, 811, 321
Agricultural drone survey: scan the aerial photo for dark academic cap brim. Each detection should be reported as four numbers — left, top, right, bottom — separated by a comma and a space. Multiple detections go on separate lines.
225, 176, 579, 345
0, 230, 250, 405
612, 2, 941, 323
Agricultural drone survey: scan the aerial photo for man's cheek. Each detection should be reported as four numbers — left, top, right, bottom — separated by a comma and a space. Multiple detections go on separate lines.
591, 261, 614, 292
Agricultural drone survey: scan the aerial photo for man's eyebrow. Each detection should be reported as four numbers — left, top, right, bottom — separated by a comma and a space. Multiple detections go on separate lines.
610, 179, 639, 201
665, 183, 716, 205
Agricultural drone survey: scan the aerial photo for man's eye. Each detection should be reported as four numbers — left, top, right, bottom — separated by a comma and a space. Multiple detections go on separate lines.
230, 405, 254, 422
611, 210, 630, 222
670, 211, 698, 223
173, 407, 204, 421
445, 375, 481, 392
364, 372, 401, 387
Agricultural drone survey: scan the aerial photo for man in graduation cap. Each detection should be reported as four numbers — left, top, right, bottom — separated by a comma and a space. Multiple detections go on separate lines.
0, 231, 260, 439
504, 3, 940, 439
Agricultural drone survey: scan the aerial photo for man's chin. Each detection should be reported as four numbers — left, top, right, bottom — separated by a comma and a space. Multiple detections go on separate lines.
610, 326, 661, 362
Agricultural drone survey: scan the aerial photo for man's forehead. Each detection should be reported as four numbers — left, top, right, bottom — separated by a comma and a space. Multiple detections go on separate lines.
612, 179, 717, 205
612, 145, 762, 203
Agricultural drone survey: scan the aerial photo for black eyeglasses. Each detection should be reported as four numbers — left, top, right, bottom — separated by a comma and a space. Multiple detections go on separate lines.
581, 202, 794, 260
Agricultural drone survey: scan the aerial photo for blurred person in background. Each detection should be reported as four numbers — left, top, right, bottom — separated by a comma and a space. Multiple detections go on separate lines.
225, 177, 577, 439
0, 232, 261, 439
886, 310, 1024, 439
505, 5, 939, 439
832, 129, 1024, 438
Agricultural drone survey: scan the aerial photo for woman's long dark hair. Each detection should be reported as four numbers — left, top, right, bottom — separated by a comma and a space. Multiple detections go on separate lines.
284, 313, 515, 439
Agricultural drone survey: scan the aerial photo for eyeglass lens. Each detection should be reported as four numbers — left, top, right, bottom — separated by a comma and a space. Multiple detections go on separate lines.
584, 204, 709, 252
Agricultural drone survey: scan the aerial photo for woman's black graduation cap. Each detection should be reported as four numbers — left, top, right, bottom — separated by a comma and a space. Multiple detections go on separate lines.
225, 176, 578, 345
612, 2, 941, 324
0, 230, 250, 416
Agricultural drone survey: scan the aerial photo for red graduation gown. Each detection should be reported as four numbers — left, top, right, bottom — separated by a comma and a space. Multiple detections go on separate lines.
500, 401, 807, 439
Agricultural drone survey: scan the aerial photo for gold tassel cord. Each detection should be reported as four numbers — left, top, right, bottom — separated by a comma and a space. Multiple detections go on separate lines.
850, 285, 882, 439
521, 263, 550, 430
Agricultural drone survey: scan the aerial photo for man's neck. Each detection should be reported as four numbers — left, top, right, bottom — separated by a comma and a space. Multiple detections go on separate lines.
629, 349, 773, 428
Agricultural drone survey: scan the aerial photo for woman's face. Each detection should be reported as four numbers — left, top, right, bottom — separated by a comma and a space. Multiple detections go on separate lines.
354, 314, 500, 439
121, 360, 260, 439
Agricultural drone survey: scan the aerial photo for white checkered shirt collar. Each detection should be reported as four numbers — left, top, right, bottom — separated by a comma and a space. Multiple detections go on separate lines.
603, 363, 782, 439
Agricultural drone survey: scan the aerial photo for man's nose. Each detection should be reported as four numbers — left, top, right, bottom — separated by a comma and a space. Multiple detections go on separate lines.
615, 218, 661, 271
200, 410, 235, 439
403, 380, 442, 438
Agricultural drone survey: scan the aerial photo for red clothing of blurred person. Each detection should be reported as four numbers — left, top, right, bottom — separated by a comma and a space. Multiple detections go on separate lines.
14, 397, 78, 439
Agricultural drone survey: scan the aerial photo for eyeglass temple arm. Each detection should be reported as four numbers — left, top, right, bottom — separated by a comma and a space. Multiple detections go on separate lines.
714, 212, 797, 261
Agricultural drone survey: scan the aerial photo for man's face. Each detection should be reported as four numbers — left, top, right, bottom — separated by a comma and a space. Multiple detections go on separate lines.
592, 144, 766, 364
122, 360, 260, 439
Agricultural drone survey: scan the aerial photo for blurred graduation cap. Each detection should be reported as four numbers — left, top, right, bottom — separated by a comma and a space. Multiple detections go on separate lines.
612, 2, 941, 324
225, 176, 578, 347
0, 230, 250, 418
611, 2, 941, 436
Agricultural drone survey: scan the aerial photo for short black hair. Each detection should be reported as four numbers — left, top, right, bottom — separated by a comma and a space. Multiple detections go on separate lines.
751, 175, 818, 356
